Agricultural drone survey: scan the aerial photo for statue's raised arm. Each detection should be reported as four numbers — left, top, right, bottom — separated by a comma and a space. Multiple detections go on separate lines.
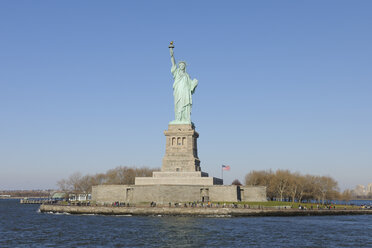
168, 42, 198, 125
169, 41, 176, 73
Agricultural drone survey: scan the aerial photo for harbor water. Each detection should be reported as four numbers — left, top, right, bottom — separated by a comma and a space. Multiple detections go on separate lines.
1, 199, 371, 247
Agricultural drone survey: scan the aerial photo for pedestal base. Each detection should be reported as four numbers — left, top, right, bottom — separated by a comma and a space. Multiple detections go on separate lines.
135, 123, 223, 186
135, 171, 222, 186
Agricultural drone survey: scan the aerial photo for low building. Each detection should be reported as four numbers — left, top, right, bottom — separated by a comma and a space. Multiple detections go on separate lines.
367, 183, 372, 194
51, 192, 68, 200
353, 185, 367, 196
69, 193, 91, 201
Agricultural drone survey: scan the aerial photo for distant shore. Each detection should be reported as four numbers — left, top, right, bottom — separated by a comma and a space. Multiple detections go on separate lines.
39, 204, 372, 217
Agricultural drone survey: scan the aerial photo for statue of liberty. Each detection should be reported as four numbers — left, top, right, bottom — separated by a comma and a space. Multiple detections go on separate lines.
169, 42, 198, 124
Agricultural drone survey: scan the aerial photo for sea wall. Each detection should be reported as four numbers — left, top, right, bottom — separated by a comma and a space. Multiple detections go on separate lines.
39, 204, 372, 217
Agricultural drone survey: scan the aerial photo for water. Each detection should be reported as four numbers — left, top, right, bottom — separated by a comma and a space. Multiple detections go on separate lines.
1, 199, 371, 247
333, 200, 372, 206
300, 199, 372, 206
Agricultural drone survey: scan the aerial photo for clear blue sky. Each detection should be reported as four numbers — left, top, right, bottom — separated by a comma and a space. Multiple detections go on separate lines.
0, 1, 371, 190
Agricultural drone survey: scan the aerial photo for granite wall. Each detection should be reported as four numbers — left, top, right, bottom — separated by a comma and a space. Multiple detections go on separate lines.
241, 186, 267, 202
92, 184, 267, 204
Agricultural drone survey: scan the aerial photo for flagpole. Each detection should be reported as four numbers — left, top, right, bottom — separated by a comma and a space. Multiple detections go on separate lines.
221, 165, 223, 184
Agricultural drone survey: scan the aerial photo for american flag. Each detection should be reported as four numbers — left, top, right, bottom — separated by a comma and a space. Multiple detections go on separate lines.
222, 165, 230, 171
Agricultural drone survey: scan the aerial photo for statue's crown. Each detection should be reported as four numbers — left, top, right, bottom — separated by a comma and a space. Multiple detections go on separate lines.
178, 61, 187, 66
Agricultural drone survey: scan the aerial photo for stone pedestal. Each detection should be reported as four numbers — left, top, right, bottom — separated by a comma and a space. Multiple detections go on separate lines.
135, 123, 223, 186
162, 124, 200, 172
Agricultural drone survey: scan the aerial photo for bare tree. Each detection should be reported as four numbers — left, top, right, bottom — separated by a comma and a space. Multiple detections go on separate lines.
90, 173, 107, 185
231, 179, 242, 186
77, 175, 94, 194
245, 170, 270, 186
56, 178, 69, 192
316, 176, 339, 204
273, 170, 291, 201
340, 189, 352, 202
297, 175, 313, 203
244, 170, 342, 203
287, 173, 301, 203
68, 172, 83, 193
57, 166, 160, 194
245, 170, 275, 199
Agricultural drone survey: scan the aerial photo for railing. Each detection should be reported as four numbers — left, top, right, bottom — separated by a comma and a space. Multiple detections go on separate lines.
20, 199, 51, 204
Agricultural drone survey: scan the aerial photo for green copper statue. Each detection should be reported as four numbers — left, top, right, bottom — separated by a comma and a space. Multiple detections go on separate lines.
169, 41, 198, 124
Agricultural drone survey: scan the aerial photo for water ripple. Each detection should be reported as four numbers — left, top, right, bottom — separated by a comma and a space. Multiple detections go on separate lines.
0, 200, 371, 247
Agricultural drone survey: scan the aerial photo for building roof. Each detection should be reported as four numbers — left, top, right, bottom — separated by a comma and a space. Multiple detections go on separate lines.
51, 192, 67, 199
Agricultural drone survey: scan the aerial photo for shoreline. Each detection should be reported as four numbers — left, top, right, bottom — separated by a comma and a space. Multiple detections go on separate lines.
39, 204, 372, 217
0, 197, 49, 199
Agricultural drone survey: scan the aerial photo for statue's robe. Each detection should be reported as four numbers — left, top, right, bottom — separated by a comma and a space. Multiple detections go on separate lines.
171, 64, 198, 123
